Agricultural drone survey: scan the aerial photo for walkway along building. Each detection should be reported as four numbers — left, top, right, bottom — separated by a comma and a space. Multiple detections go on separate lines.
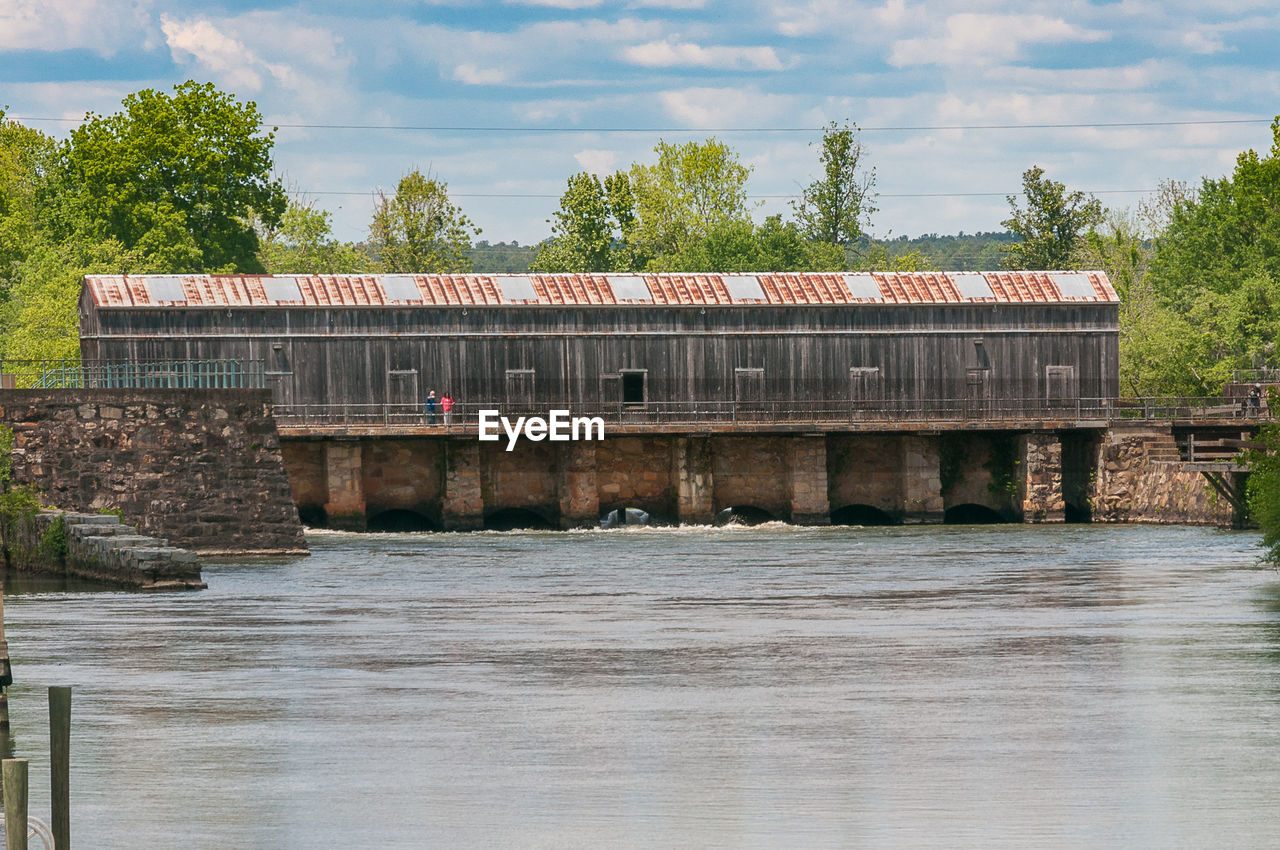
72, 271, 1199, 531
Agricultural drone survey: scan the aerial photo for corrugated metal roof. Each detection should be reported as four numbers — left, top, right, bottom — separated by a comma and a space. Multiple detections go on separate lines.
83, 272, 1119, 308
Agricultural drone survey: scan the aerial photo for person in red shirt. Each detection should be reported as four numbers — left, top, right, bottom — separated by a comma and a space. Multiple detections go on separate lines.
442, 392, 454, 427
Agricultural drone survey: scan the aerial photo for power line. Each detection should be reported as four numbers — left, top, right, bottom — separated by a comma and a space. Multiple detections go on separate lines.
5, 115, 1272, 133
309, 188, 1157, 199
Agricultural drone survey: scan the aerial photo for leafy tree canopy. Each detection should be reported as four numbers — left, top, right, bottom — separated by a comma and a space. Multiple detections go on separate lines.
793, 121, 877, 247
367, 169, 478, 273
1001, 165, 1102, 270
0, 112, 58, 298
530, 171, 640, 273
257, 197, 368, 274
1149, 118, 1280, 312
628, 138, 755, 261
56, 81, 286, 273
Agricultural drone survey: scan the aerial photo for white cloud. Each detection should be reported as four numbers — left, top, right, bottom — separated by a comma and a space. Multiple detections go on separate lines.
888, 13, 1108, 67
162, 16, 268, 91
623, 40, 784, 71
505, 0, 603, 7
628, 0, 708, 7
160, 13, 356, 118
573, 149, 619, 174
453, 64, 507, 85
658, 86, 797, 127
1182, 29, 1229, 54
773, 0, 909, 38
0, 0, 149, 54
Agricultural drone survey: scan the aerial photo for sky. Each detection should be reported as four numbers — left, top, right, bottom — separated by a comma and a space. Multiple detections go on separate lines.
2, 0, 1278, 251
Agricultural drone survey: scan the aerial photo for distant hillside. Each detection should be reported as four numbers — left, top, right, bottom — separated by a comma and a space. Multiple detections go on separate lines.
875, 231, 1017, 271
468, 233, 1018, 274
470, 241, 538, 273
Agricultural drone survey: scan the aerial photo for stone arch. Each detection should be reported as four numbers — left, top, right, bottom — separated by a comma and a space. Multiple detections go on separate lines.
296, 505, 326, 528
943, 503, 1008, 524
367, 509, 439, 533
484, 507, 558, 531
600, 506, 669, 528
714, 505, 777, 526
830, 504, 899, 526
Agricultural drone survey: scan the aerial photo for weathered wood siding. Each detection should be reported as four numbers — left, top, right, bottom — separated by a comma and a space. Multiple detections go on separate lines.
79, 296, 1120, 408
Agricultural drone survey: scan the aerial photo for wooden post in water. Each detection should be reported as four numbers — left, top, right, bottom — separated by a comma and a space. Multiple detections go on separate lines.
0, 584, 10, 732
49, 687, 70, 850
2, 758, 27, 850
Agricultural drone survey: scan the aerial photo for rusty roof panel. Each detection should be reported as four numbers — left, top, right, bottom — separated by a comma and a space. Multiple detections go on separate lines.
83, 272, 1119, 307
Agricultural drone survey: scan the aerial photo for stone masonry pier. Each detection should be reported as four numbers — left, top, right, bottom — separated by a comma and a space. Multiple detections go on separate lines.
282, 429, 1129, 530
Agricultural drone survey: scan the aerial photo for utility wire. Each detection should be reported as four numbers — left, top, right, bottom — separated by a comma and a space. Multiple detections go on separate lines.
306, 188, 1156, 199
5, 116, 1272, 133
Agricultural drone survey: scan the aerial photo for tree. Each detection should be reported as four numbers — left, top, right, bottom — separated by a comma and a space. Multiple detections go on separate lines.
257, 197, 368, 273
1000, 166, 1103, 270
530, 171, 640, 273
1149, 119, 1280, 312
1074, 183, 1201, 395
0, 112, 58, 299
793, 121, 877, 247
628, 138, 754, 261
367, 170, 478, 273
1248, 420, 1280, 562
56, 81, 286, 273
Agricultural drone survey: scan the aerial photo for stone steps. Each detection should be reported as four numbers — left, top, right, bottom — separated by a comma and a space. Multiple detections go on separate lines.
33, 511, 206, 592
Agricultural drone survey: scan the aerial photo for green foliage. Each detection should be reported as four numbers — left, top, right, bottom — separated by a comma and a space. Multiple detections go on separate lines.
0, 426, 40, 533
367, 170, 478, 273
1136, 118, 1280, 391
651, 215, 845, 272
258, 198, 368, 273
39, 514, 67, 562
0, 112, 59, 300
852, 241, 936, 272
0, 424, 13, 488
1151, 120, 1280, 312
530, 171, 640, 273
470, 241, 536, 273
628, 138, 755, 261
1246, 423, 1280, 562
793, 121, 877, 246
56, 81, 285, 273
850, 232, 1012, 271
984, 436, 1021, 497
1001, 166, 1103, 270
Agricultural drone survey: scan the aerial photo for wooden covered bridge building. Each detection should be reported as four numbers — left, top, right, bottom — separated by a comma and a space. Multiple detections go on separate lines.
78, 271, 1122, 530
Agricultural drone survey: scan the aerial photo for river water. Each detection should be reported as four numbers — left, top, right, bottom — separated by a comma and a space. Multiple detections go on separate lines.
5, 524, 1280, 848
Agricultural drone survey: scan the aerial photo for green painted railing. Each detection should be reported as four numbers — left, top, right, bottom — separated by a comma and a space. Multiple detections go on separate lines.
0, 359, 265, 390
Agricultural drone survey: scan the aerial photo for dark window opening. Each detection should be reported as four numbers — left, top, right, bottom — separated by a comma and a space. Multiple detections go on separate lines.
621, 371, 646, 406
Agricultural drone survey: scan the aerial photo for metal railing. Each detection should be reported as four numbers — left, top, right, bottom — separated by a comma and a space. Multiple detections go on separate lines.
0, 359, 265, 390
1232, 368, 1280, 384
271, 396, 1275, 430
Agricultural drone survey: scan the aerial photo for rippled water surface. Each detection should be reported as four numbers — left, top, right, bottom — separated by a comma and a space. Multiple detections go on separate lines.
6, 524, 1280, 848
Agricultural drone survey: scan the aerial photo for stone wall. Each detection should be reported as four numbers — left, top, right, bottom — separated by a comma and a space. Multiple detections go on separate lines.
0, 389, 306, 554
1093, 426, 1232, 525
